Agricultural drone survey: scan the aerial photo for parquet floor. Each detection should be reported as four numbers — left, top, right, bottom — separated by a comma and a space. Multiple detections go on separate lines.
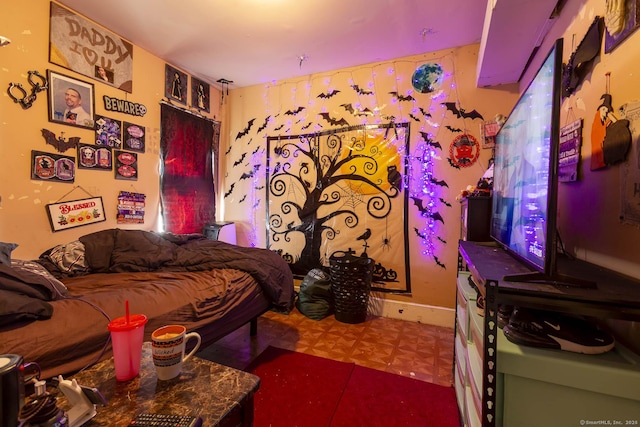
197, 307, 455, 387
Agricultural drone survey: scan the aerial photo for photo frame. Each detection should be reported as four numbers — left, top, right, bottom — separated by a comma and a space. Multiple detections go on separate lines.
95, 115, 122, 149
114, 150, 138, 180
605, 0, 640, 53
165, 64, 188, 105
191, 76, 210, 113
49, 3, 133, 92
46, 196, 106, 232
77, 143, 112, 170
31, 150, 75, 183
47, 70, 95, 129
122, 121, 146, 152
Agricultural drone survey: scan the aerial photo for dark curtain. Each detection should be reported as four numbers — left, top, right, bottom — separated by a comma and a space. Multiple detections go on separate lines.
160, 103, 218, 234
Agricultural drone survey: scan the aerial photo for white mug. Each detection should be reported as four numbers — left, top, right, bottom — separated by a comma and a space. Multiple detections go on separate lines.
151, 325, 201, 380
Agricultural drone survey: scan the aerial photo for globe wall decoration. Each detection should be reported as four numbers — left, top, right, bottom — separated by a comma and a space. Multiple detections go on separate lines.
411, 62, 444, 94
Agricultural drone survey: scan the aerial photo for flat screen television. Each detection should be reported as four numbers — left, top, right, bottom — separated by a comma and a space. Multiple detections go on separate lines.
490, 38, 594, 288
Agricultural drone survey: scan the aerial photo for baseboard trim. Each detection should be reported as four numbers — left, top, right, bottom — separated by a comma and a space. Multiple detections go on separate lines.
368, 296, 455, 329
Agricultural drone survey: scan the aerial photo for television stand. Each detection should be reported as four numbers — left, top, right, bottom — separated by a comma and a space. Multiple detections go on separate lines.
503, 271, 597, 289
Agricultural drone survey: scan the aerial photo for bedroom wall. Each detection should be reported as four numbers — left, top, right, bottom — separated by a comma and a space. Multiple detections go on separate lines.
219, 45, 520, 314
0, 0, 221, 260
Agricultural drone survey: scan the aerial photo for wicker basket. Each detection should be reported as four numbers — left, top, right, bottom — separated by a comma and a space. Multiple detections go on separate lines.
329, 251, 374, 324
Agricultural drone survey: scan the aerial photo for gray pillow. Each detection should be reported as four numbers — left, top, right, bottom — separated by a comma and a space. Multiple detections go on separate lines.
0, 242, 18, 266
10, 259, 69, 298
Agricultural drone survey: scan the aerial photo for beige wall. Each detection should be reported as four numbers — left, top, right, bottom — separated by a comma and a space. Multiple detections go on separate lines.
0, 0, 221, 260
220, 45, 519, 310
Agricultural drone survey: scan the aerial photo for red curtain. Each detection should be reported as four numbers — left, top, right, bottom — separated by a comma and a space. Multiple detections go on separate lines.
160, 104, 217, 234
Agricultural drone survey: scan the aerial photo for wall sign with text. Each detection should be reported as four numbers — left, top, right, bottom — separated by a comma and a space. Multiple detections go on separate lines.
46, 196, 106, 232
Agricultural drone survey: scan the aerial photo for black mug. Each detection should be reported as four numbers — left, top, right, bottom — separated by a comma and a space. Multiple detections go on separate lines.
0, 355, 40, 427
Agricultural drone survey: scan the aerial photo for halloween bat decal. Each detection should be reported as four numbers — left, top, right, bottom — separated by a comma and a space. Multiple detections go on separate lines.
351, 84, 373, 95
239, 194, 247, 203
431, 178, 449, 188
257, 116, 270, 133
301, 122, 313, 130
41, 129, 80, 153
433, 256, 446, 269
235, 118, 256, 140
420, 132, 442, 150
317, 89, 340, 99
233, 152, 247, 167
419, 107, 432, 118
285, 107, 305, 115
224, 182, 236, 197
409, 113, 421, 122
442, 102, 484, 120
411, 197, 445, 223
447, 157, 461, 169
445, 125, 462, 133
389, 91, 415, 102
319, 112, 349, 127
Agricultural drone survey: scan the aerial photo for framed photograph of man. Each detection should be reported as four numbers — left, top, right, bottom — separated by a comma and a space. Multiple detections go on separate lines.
47, 70, 95, 129
191, 77, 210, 113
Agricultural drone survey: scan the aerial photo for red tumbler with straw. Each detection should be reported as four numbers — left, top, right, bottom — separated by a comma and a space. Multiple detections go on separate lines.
107, 300, 147, 381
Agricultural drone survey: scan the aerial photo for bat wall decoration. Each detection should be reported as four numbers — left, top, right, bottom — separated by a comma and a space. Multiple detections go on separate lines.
447, 157, 461, 169
419, 107, 432, 118
274, 124, 284, 131
301, 122, 313, 130
442, 102, 484, 120
285, 106, 305, 115
411, 197, 445, 223
317, 89, 340, 99
233, 152, 247, 167
235, 118, 256, 140
257, 116, 270, 133
420, 132, 443, 150
445, 125, 462, 133
224, 182, 236, 197
433, 255, 446, 269
431, 178, 449, 188
413, 227, 426, 239
319, 112, 349, 127
409, 113, 421, 122
351, 84, 373, 95
41, 129, 80, 153
389, 91, 415, 102
439, 197, 452, 207
239, 194, 247, 203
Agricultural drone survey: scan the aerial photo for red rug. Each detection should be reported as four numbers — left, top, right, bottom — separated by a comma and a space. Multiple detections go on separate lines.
245, 346, 460, 427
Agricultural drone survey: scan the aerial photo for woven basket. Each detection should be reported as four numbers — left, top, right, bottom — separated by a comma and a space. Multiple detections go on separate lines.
329, 251, 374, 324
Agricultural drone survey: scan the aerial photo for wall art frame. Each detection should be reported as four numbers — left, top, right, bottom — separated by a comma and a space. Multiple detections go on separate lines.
165, 64, 188, 105
31, 150, 76, 183
49, 2, 134, 92
191, 76, 210, 113
605, 0, 640, 53
47, 70, 95, 129
77, 143, 112, 170
46, 196, 106, 232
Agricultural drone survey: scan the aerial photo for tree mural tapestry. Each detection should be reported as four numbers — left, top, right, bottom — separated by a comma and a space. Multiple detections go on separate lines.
266, 123, 410, 293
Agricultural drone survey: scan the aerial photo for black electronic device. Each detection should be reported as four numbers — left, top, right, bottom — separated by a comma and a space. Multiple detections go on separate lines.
490, 38, 595, 288
129, 413, 203, 427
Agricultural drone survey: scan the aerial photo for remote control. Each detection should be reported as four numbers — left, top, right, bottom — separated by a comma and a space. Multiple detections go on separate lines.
129, 413, 202, 427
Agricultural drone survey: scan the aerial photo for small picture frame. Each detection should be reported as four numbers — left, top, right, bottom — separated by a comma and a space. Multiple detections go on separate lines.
47, 70, 95, 129
31, 150, 75, 183
191, 76, 210, 113
114, 150, 138, 180
77, 143, 112, 170
165, 64, 188, 105
122, 121, 146, 153
95, 115, 123, 149
46, 196, 106, 232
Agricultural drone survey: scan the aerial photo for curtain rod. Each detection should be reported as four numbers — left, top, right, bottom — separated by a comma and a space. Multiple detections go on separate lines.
159, 99, 219, 124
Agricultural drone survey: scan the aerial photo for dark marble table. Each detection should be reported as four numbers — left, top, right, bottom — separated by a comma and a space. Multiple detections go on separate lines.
59, 342, 260, 426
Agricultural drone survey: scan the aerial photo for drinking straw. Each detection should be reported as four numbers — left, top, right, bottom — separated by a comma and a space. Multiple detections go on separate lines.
125, 300, 130, 324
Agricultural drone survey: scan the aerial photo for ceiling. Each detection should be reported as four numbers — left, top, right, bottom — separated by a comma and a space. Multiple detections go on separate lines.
56, 0, 561, 90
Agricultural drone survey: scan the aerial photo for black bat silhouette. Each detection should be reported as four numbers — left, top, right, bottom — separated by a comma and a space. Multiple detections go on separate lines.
255, 185, 265, 190
224, 182, 236, 197
274, 124, 284, 131
447, 157, 461, 169
233, 153, 247, 167
413, 227, 426, 239
319, 112, 349, 127
301, 122, 312, 130
252, 145, 261, 154
446, 125, 462, 133
442, 102, 484, 120
409, 113, 421, 122
257, 116, 270, 133
419, 107, 432, 117
317, 89, 340, 99
433, 256, 446, 269
246, 137, 253, 145
420, 132, 443, 150
389, 91, 415, 102
431, 178, 449, 188
235, 118, 256, 140
41, 129, 80, 153
239, 194, 247, 203
431, 211, 444, 223
351, 84, 373, 95
439, 197, 452, 207
285, 106, 305, 115
437, 236, 447, 244
341, 103, 355, 114
253, 199, 261, 209
225, 145, 232, 155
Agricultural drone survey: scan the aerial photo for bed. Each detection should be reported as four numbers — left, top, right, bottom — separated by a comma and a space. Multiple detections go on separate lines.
0, 228, 294, 379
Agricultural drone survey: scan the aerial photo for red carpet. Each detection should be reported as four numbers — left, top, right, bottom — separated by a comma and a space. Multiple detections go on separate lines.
245, 346, 460, 427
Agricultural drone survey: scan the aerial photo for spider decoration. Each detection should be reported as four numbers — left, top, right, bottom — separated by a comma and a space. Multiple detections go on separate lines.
381, 234, 392, 251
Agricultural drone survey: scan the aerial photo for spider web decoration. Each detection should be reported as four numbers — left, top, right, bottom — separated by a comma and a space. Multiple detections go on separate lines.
266, 123, 410, 293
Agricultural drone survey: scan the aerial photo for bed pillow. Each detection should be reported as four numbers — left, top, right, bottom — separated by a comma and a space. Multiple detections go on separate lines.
2, 260, 70, 300
46, 240, 89, 276
0, 289, 53, 326
0, 242, 18, 266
